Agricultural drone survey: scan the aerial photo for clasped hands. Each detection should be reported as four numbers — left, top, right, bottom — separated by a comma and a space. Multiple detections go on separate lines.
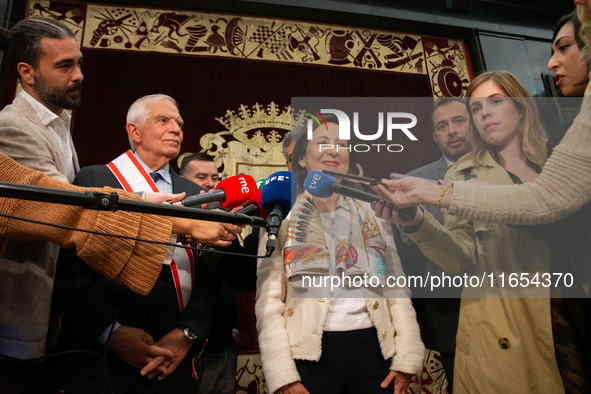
108, 326, 192, 381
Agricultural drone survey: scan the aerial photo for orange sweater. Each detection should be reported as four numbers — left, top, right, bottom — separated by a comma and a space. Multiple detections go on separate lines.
0, 152, 170, 296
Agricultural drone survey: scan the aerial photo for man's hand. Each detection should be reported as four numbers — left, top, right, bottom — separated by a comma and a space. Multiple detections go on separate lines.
141, 328, 192, 380
171, 218, 243, 247
108, 326, 174, 369
381, 370, 414, 394
144, 191, 186, 204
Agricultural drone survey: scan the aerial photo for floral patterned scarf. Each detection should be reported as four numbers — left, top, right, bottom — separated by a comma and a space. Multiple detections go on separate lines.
283, 191, 387, 285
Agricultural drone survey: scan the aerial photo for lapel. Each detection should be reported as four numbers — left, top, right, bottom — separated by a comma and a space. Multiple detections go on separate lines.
13, 94, 46, 130
170, 169, 187, 193
435, 155, 449, 180
13, 94, 81, 173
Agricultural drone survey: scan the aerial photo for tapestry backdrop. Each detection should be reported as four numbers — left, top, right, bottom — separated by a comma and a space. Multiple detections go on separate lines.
28, 1, 473, 392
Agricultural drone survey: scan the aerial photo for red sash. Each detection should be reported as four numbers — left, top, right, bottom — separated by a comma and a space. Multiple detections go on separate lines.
107, 150, 194, 311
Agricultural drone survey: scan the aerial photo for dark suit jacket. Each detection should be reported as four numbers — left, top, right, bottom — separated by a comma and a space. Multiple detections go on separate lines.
395, 156, 461, 354
55, 164, 214, 394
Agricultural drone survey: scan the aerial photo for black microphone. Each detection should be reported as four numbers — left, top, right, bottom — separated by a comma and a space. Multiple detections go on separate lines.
235, 189, 268, 218
260, 171, 298, 257
304, 170, 417, 220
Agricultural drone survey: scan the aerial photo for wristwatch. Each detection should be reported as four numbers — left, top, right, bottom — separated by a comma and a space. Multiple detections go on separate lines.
177, 325, 198, 345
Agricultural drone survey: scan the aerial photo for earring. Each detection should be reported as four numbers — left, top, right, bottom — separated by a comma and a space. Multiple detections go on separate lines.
299, 160, 305, 168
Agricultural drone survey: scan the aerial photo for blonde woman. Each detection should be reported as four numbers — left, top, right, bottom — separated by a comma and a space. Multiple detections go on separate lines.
374, 72, 563, 393
372, 1, 591, 227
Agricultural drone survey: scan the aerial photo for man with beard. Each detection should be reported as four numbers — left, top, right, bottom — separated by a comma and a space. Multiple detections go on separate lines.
0, 16, 83, 366
394, 97, 471, 392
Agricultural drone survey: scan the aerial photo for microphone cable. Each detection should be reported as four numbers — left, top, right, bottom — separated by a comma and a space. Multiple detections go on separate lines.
0, 205, 274, 391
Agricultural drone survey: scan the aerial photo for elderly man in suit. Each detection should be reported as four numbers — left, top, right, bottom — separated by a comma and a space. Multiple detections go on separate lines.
54, 94, 225, 394
0, 16, 83, 363
396, 97, 471, 392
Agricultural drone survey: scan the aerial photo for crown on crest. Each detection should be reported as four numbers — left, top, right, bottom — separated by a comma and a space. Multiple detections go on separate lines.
215, 102, 307, 134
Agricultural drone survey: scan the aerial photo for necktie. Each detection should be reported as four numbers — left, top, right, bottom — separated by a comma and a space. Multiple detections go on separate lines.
150, 172, 163, 183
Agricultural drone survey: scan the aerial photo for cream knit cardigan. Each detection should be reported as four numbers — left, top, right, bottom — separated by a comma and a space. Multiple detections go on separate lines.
255, 211, 425, 394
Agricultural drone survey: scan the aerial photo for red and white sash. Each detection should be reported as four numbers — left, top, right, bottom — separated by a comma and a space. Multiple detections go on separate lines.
107, 150, 195, 312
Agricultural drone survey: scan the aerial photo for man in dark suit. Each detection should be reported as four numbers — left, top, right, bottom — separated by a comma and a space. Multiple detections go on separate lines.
396, 97, 471, 392
55, 94, 216, 393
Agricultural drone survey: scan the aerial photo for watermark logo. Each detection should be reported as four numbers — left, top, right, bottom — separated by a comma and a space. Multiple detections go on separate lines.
306, 109, 418, 153
303, 108, 328, 131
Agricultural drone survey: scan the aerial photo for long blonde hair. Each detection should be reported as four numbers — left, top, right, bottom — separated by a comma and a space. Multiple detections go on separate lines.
578, 5, 591, 63
465, 71, 548, 169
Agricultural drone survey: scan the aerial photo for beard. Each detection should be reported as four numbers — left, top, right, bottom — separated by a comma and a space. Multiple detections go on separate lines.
444, 138, 472, 162
33, 73, 82, 111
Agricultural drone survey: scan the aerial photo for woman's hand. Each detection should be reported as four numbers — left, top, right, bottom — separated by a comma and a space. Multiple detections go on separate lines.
381, 370, 414, 394
371, 200, 424, 229
277, 382, 310, 394
370, 178, 446, 208
144, 191, 186, 204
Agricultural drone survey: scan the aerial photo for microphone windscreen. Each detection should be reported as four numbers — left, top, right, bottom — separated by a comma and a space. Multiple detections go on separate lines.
261, 171, 297, 219
248, 189, 268, 218
216, 175, 257, 208
304, 170, 336, 198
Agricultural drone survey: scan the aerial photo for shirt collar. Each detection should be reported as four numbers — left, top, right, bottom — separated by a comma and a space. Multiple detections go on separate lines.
133, 151, 172, 186
20, 90, 70, 126
443, 155, 456, 167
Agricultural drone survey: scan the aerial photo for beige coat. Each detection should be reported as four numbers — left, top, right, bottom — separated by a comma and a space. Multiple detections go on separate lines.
255, 210, 425, 394
408, 151, 563, 394
0, 95, 80, 358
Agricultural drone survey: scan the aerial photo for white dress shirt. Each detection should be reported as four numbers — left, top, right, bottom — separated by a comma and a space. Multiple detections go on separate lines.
20, 90, 75, 182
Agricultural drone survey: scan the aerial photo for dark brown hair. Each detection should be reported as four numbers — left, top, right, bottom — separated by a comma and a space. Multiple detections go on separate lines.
552, 11, 590, 96
0, 17, 75, 74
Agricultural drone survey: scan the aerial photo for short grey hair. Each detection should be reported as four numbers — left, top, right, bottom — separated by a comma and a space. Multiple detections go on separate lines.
126, 94, 178, 151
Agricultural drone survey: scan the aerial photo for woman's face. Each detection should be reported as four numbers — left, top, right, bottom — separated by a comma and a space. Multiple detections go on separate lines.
469, 80, 523, 150
299, 122, 350, 176
548, 22, 588, 96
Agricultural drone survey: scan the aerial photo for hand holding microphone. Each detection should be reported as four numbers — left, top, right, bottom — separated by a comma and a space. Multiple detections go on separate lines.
171, 218, 242, 247
303, 170, 418, 221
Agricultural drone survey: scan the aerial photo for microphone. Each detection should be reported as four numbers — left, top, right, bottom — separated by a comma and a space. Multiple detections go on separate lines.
260, 171, 297, 257
255, 178, 266, 190
182, 174, 257, 209
236, 188, 269, 218
304, 171, 417, 220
